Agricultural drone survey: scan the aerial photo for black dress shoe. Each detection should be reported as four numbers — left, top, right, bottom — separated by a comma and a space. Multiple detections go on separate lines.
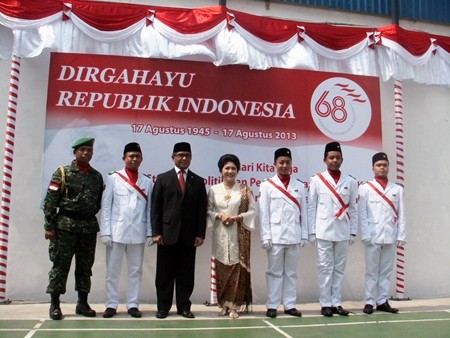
127, 307, 142, 318
76, 303, 96, 317
331, 306, 349, 316
177, 310, 195, 318
156, 310, 168, 319
266, 308, 277, 318
284, 308, 302, 317
376, 301, 398, 313
363, 304, 374, 314
103, 307, 117, 318
49, 304, 63, 320
321, 306, 333, 317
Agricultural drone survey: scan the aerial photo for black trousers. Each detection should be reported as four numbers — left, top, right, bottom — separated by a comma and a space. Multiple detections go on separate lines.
155, 241, 197, 312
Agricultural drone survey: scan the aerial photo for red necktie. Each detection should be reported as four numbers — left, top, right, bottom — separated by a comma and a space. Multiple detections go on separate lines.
178, 170, 185, 193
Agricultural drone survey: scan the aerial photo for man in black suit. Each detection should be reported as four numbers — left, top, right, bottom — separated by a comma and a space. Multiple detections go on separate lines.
151, 142, 207, 319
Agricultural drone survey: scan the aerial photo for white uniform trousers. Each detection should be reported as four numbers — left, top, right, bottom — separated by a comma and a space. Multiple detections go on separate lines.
265, 243, 300, 310
105, 242, 145, 310
364, 243, 396, 306
317, 239, 349, 307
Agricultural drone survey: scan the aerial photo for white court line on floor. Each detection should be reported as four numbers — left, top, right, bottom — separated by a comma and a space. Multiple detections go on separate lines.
1, 314, 450, 335
23, 318, 45, 338
276, 317, 450, 329
263, 319, 293, 338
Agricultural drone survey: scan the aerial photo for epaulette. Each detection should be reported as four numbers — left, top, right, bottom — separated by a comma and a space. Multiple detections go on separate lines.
143, 173, 152, 179
348, 174, 356, 180
108, 171, 116, 175
262, 178, 269, 182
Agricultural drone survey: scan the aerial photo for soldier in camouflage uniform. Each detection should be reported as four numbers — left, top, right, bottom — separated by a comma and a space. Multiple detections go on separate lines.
43, 137, 104, 320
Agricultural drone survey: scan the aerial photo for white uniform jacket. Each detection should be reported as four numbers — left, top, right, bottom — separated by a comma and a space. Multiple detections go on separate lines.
258, 175, 308, 245
358, 180, 406, 244
308, 171, 358, 241
100, 169, 153, 244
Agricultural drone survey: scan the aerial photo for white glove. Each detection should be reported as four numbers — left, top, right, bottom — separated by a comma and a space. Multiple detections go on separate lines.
362, 238, 372, 246
146, 237, 154, 247
300, 239, 307, 247
101, 235, 112, 247
262, 240, 272, 250
349, 235, 356, 246
397, 241, 406, 247
308, 234, 316, 246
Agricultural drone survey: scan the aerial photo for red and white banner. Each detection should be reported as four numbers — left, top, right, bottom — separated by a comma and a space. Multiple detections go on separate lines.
43, 52, 381, 194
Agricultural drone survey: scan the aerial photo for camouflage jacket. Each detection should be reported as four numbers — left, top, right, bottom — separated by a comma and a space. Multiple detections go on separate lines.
43, 161, 104, 233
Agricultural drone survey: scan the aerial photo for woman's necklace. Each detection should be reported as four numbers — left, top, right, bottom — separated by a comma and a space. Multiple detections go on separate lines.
224, 194, 231, 205
223, 183, 234, 206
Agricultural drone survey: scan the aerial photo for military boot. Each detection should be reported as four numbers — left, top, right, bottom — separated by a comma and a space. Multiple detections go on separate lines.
75, 291, 96, 317
49, 293, 63, 320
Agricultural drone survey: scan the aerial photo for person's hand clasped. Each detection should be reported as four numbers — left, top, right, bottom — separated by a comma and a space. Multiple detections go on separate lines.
219, 213, 235, 227
222, 219, 232, 226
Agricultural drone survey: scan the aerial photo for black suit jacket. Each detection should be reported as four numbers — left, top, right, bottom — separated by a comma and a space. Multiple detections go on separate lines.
151, 168, 207, 246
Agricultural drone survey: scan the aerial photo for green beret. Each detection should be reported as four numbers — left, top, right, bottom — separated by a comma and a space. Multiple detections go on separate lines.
72, 137, 95, 149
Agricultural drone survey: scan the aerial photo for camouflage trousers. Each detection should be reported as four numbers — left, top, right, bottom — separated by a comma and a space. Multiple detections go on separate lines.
46, 230, 97, 294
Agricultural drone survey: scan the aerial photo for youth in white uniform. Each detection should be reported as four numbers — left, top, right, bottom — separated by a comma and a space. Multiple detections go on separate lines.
100, 142, 153, 318
258, 148, 308, 318
358, 152, 406, 314
308, 142, 358, 317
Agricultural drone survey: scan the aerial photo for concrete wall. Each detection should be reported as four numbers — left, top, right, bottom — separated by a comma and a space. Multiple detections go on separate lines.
1, 0, 449, 305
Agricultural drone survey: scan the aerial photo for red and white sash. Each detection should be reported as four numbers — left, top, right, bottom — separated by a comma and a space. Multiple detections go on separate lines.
267, 178, 301, 212
317, 173, 349, 220
115, 171, 148, 201
367, 181, 398, 221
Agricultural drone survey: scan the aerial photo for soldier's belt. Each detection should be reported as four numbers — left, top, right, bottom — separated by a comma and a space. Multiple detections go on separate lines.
58, 209, 95, 220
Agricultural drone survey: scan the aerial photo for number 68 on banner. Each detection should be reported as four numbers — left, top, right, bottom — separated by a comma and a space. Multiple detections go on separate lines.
310, 77, 372, 142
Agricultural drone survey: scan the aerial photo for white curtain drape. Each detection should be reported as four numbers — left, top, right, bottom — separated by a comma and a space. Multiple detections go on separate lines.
0, 1, 449, 86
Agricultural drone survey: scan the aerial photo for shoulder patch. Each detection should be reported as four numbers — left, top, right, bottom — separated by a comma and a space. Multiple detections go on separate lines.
48, 182, 60, 191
